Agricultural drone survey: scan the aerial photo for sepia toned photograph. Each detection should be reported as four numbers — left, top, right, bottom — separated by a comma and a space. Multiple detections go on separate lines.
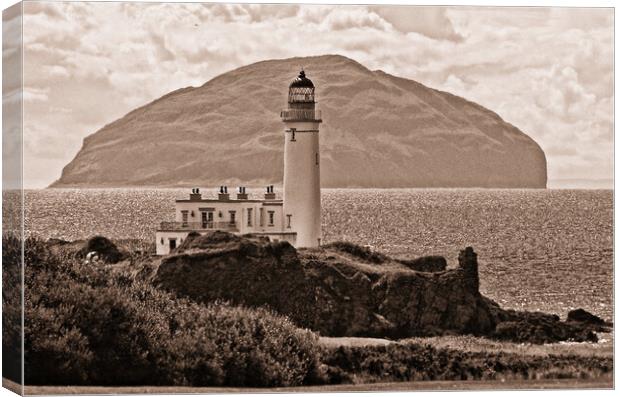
1, 0, 615, 394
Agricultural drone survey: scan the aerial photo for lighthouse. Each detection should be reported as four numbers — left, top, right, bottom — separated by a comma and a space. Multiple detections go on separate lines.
155, 70, 322, 254
281, 70, 322, 247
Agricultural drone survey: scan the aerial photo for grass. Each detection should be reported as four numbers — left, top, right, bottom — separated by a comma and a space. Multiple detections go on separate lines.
317, 334, 613, 387
399, 334, 614, 358
14, 378, 613, 395
320, 334, 614, 358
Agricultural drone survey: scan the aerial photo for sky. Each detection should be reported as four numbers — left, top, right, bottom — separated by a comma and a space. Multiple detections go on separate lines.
10, 1, 615, 188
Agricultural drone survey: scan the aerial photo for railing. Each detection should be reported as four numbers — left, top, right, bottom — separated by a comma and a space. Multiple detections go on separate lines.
280, 109, 322, 122
159, 221, 239, 232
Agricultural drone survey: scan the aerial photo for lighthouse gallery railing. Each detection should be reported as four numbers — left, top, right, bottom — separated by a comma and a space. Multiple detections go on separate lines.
280, 109, 322, 122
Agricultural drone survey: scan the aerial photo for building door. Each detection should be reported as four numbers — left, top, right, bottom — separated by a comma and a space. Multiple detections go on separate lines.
169, 238, 176, 251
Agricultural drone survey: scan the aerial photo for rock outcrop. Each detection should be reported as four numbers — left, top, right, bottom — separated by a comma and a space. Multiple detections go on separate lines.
152, 232, 608, 343
397, 256, 447, 273
567, 308, 611, 326
76, 236, 127, 264
51, 54, 547, 188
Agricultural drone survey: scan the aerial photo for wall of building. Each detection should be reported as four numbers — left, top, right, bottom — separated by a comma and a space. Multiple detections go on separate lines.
155, 231, 190, 255
173, 197, 285, 235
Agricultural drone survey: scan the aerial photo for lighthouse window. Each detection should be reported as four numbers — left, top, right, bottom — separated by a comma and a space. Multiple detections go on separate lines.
268, 211, 275, 226
247, 208, 253, 227
229, 211, 236, 225
286, 214, 292, 228
315, 153, 319, 165
290, 128, 296, 141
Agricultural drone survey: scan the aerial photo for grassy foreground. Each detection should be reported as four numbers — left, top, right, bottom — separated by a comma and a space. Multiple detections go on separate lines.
2, 235, 614, 390
10, 378, 613, 395
320, 334, 614, 358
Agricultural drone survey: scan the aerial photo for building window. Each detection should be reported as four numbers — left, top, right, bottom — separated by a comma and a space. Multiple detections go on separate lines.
268, 211, 275, 226
181, 211, 188, 226
229, 211, 236, 225
316, 152, 319, 165
286, 214, 292, 228
202, 211, 214, 228
247, 208, 253, 227
290, 128, 296, 141
259, 208, 264, 226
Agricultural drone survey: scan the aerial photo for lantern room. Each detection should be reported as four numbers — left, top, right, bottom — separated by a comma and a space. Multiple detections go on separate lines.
288, 70, 315, 106
281, 70, 322, 122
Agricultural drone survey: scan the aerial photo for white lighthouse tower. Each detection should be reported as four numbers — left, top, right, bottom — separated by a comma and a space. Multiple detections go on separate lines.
281, 70, 322, 247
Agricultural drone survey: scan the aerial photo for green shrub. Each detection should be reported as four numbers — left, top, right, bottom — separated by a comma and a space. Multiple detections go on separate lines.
2, 233, 24, 383
6, 235, 322, 387
319, 343, 613, 384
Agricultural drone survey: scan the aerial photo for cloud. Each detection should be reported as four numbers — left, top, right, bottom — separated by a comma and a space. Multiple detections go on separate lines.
545, 145, 579, 157
23, 1, 64, 19
369, 6, 463, 41
20, 3, 614, 186
149, 32, 175, 62
23, 87, 49, 103
324, 8, 391, 32
241, 4, 299, 22
45, 65, 70, 78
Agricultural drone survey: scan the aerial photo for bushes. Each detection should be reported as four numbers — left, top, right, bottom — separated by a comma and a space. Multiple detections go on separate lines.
2, 234, 24, 382
319, 343, 613, 384
6, 235, 322, 387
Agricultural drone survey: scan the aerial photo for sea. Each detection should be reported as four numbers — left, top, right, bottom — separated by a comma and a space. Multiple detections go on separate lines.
8, 188, 614, 320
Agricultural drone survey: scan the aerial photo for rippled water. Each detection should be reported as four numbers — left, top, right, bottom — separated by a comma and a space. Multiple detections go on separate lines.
8, 188, 614, 320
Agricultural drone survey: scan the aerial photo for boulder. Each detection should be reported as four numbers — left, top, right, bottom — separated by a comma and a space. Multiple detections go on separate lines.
77, 236, 126, 264
398, 256, 447, 272
567, 308, 609, 326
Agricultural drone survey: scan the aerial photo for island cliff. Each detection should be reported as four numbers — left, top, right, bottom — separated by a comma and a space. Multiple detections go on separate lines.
51, 55, 547, 188
139, 231, 607, 343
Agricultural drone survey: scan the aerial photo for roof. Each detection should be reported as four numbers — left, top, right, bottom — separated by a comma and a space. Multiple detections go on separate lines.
289, 70, 314, 88
176, 198, 283, 205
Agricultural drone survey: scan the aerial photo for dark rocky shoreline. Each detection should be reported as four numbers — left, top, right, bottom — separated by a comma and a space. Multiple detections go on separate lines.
67, 231, 612, 345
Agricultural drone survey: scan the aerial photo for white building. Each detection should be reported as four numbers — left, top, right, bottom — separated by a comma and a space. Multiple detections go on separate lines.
155, 70, 322, 255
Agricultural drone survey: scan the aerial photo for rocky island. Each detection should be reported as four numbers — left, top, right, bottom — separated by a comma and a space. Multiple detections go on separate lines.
51, 55, 547, 189
145, 232, 608, 343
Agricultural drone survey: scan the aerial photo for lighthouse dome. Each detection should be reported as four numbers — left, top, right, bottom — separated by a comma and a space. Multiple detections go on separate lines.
289, 70, 314, 88
288, 70, 315, 104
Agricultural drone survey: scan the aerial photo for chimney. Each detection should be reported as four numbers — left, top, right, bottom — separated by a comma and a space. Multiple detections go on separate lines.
237, 186, 248, 200
218, 185, 230, 201
264, 185, 276, 200
189, 187, 202, 201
